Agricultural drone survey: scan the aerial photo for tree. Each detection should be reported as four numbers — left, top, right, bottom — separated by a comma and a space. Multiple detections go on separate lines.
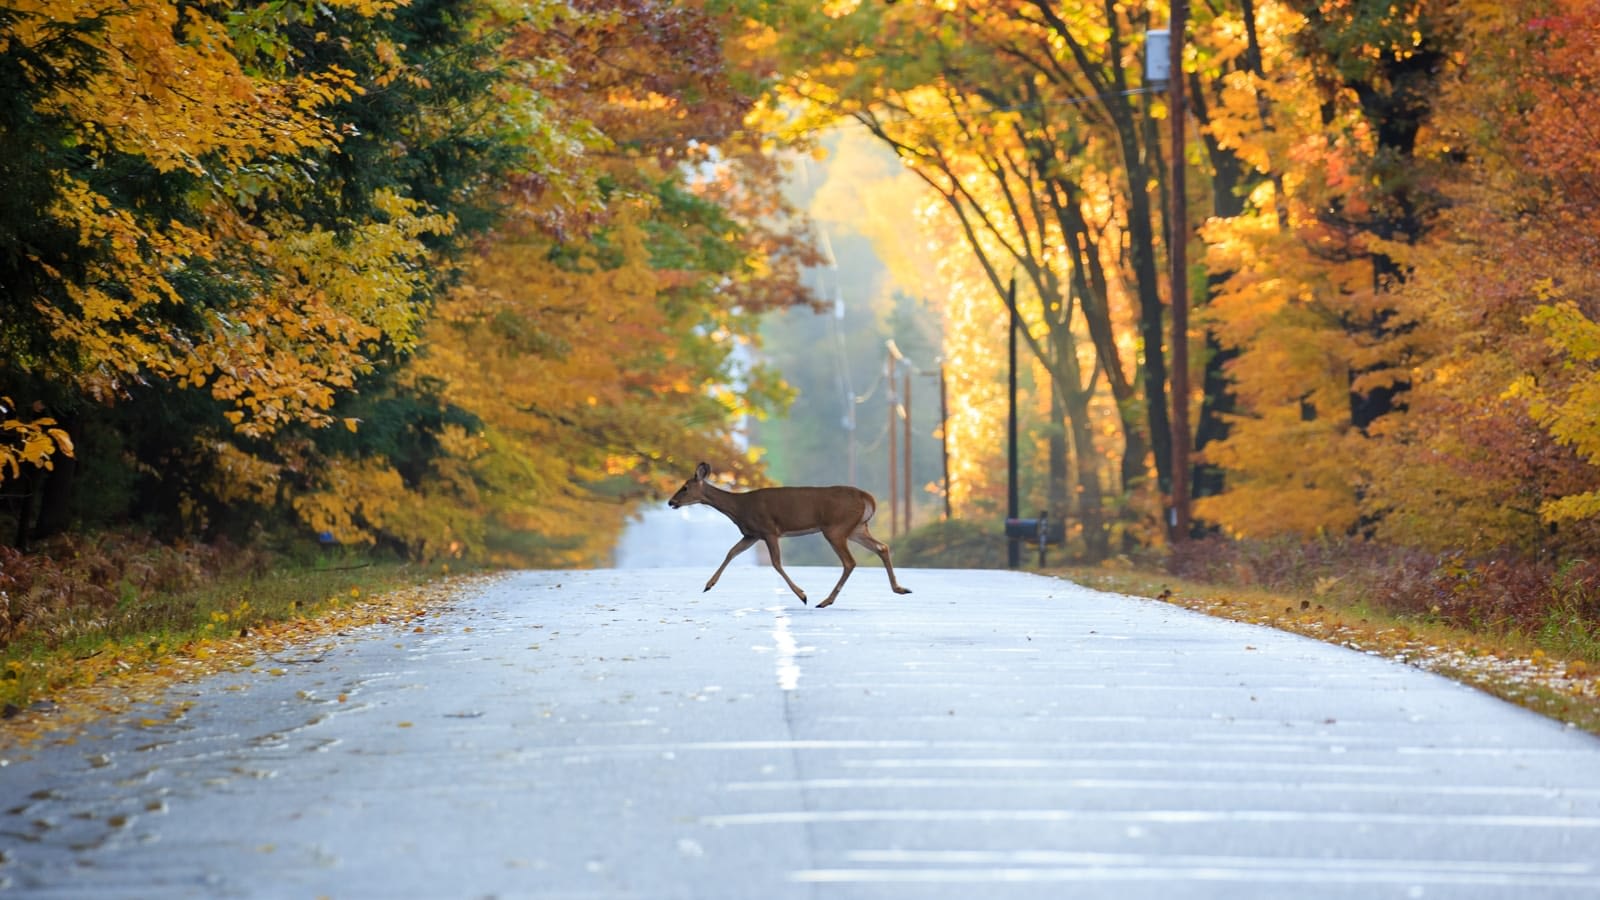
722, 0, 1201, 556
1191, 0, 1459, 539
2, 0, 818, 562
1372, 0, 1600, 552
273, 0, 820, 563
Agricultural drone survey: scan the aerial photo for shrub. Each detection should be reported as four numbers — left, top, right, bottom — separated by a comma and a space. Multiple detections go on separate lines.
892, 519, 1009, 569
0, 532, 270, 648
1167, 536, 1600, 648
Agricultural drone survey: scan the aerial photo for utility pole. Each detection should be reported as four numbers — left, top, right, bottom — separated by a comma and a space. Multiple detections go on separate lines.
902, 362, 912, 532
1167, 0, 1192, 543
887, 345, 899, 537
1006, 276, 1020, 569
887, 340, 919, 536
836, 288, 858, 487
938, 362, 952, 521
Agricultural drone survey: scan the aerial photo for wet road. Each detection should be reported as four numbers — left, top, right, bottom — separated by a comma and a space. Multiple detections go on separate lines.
3, 566, 1600, 898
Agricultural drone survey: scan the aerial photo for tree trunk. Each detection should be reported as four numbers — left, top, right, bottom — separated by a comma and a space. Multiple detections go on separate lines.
1052, 180, 1149, 494
1048, 379, 1069, 524
1051, 324, 1108, 561
32, 418, 77, 540
1119, 136, 1174, 498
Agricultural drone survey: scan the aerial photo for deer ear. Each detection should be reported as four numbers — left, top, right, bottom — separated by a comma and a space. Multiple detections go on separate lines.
694, 462, 711, 481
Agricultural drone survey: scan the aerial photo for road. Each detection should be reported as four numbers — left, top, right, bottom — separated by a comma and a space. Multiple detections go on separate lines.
3, 565, 1600, 898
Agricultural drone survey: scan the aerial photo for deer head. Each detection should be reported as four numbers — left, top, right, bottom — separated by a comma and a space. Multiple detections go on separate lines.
667, 461, 712, 509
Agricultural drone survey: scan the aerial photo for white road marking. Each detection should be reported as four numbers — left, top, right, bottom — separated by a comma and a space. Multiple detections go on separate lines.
702, 808, 1600, 828
721, 776, 1589, 800
840, 756, 1419, 775
770, 605, 800, 691
803, 851, 1599, 889
842, 850, 1594, 874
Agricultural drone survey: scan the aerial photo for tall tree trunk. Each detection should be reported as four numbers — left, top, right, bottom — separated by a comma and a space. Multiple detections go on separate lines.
1065, 376, 1109, 562
1188, 70, 1251, 508
1030, 0, 1172, 495
1052, 323, 1109, 561
1118, 120, 1173, 498
33, 450, 76, 540
1052, 178, 1148, 494
1048, 379, 1069, 523
30, 415, 77, 540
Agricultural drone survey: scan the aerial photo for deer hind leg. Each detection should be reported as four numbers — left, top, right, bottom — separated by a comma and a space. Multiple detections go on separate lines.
816, 528, 859, 609
763, 535, 809, 605
705, 535, 758, 593
850, 524, 912, 595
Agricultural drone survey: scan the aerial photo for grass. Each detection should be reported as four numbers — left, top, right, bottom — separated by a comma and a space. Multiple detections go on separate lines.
0, 534, 469, 745
3, 565, 424, 707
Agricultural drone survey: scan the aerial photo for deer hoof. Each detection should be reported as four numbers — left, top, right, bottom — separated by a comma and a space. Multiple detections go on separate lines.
894, 586, 912, 594
817, 597, 835, 609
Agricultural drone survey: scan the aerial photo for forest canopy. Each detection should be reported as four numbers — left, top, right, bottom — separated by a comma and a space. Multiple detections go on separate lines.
725, 0, 1600, 561
7, 0, 1600, 569
0, 0, 818, 565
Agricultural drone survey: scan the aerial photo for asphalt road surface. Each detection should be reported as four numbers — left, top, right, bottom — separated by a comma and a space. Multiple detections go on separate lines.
3, 566, 1600, 899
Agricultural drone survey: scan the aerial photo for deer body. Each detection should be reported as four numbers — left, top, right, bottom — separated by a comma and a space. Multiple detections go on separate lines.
668, 462, 911, 608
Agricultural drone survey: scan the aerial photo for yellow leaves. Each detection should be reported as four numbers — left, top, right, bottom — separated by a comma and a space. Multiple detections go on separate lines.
22, 0, 353, 177
1193, 405, 1364, 540
1516, 295, 1600, 525
0, 398, 75, 482
1529, 299, 1600, 365
435, 424, 487, 460
94, 186, 454, 441
203, 441, 283, 506
291, 457, 408, 546
267, 189, 456, 356
324, 0, 406, 15
12, 1, 426, 445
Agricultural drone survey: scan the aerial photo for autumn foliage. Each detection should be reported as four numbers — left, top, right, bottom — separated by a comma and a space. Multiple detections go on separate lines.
10, 0, 1600, 580
0, 0, 815, 566
731, 0, 1600, 567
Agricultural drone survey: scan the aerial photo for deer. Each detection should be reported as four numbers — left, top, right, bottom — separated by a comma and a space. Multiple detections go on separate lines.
667, 461, 912, 608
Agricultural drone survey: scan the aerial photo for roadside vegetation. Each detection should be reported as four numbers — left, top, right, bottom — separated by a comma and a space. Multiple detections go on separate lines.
0, 534, 452, 726
898, 520, 1600, 734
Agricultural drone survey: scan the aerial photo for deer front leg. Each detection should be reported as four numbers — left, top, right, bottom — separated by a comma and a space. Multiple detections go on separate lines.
816, 530, 858, 609
705, 536, 758, 592
763, 536, 808, 604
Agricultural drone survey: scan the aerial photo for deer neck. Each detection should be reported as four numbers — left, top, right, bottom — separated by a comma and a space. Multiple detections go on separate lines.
699, 481, 749, 522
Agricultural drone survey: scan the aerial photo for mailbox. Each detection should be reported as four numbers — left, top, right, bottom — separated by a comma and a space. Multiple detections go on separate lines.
1006, 511, 1064, 568
1004, 514, 1064, 544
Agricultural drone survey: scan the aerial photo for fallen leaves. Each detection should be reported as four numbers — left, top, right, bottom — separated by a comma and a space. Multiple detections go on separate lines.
0, 574, 495, 754
1128, 577, 1600, 734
